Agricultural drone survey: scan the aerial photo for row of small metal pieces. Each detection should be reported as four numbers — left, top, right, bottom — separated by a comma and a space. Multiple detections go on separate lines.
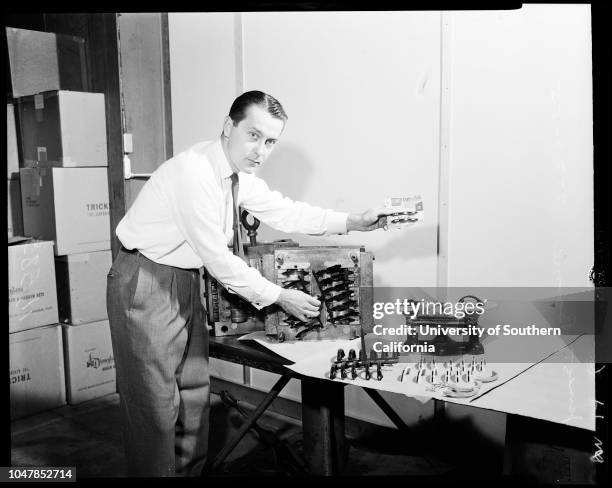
400, 356, 487, 385
330, 348, 401, 381
312, 265, 359, 324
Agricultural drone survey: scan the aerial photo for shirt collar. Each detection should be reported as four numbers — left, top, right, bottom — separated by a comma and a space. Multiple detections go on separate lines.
210, 137, 236, 180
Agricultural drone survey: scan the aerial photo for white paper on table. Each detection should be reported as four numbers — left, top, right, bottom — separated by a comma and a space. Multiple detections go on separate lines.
240, 331, 590, 426
470, 334, 595, 431
285, 351, 520, 405
238, 330, 362, 364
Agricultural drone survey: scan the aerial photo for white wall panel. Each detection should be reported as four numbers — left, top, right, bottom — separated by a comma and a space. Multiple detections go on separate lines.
446, 5, 593, 287
241, 11, 441, 427
166, 9, 593, 433
243, 11, 442, 288
169, 13, 238, 154
249, 369, 302, 402
169, 10, 442, 427
209, 357, 245, 384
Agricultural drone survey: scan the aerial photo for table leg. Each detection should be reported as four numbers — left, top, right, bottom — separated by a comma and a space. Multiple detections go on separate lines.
209, 373, 292, 471
301, 378, 347, 475
363, 387, 410, 431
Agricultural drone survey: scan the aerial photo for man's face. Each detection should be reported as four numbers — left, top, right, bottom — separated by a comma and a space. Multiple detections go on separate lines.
223, 104, 284, 174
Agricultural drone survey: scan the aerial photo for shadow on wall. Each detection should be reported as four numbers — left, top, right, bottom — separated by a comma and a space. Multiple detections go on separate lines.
254, 142, 437, 289
375, 224, 436, 259
257, 142, 322, 202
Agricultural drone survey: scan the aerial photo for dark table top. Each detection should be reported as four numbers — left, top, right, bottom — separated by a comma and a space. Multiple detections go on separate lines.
209, 334, 295, 375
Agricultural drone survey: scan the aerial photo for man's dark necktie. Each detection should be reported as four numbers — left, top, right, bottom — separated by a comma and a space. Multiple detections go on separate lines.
230, 172, 247, 262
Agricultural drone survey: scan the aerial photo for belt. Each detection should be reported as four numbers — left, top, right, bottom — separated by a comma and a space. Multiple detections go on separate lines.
121, 246, 200, 274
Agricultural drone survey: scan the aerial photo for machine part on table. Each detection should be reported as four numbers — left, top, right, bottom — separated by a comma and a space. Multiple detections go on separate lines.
265, 246, 374, 342
241, 209, 261, 247
205, 212, 374, 341
328, 347, 399, 382
376, 363, 383, 381
204, 232, 299, 336
403, 295, 486, 356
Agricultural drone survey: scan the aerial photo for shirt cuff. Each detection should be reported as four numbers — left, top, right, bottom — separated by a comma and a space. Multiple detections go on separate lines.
251, 281, 283, 309
325, 211, 349, 235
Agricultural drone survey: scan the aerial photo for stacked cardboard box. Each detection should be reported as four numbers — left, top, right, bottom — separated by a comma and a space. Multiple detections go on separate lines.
9, 239, 59, 333
7, 27, 115, 414
53, 249, 116, 403
62, 320, 116, 404
8, 239, 63, 419
6, 27, 88, 97
18, 91, 107, 168
20, 166, 111, 255
10, 324, 66, 420
55, 251, 112, 325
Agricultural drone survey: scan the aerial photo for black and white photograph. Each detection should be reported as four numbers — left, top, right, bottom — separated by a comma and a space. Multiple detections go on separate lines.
5, 3, 610, 484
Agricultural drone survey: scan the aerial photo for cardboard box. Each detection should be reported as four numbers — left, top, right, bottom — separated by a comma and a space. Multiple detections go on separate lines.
10, 324, 66, 420
7, 179, 23, 238
62, 320, 116, 405
6, 27, 88, 98
56, 250, 112, 325
18, 91, 107, 167
9, 239, 59, 333
7, 104, 20, 178
20, 167, 110, 255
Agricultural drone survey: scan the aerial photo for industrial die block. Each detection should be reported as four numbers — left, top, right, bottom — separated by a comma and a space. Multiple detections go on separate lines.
265, 246, 374, 342
204, 243, 374, 342
204, 239, 298, 337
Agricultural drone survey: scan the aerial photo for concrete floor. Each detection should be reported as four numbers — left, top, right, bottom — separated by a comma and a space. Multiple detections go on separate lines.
10, 392, 460, 479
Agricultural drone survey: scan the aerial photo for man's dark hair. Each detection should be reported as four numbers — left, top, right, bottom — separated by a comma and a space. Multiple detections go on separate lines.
228, 90, 288, 125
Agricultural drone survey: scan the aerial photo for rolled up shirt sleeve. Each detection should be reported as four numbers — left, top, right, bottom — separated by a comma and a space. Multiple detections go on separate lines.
240, 174, 349, 235
166, 159, 282, 309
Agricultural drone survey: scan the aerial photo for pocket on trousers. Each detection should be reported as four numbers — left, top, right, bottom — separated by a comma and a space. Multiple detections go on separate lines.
129, 265, 152, 312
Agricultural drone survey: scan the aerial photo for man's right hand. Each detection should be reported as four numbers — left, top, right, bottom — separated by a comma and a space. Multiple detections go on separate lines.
275, 289, 321, 322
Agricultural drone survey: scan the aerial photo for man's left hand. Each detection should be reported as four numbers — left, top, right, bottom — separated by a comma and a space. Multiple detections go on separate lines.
346, 207, 410, 232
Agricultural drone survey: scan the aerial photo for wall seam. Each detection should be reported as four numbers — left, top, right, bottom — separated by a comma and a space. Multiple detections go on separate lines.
437, 11, 452, 292
234, 13, 251, 387
234, 13, 245, 95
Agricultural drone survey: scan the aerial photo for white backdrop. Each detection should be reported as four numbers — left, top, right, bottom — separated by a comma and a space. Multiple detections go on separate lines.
445, 5, 593, 288
168, 7, 594, 430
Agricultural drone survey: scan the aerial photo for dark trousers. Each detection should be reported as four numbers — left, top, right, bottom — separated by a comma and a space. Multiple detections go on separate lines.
106, 248, 210, 477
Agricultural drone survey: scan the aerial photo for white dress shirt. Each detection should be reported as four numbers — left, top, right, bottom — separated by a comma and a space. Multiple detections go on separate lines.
116, 139, 348, 308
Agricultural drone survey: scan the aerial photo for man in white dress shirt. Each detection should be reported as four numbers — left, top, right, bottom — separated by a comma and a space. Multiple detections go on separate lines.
107, 90, 394, 477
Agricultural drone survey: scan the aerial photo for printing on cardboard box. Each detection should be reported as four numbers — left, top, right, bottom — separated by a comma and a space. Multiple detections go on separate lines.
8, 239, 59, 333
20, 167, 111, 255
63, 320, 116, 404
9, 325, 67, 420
